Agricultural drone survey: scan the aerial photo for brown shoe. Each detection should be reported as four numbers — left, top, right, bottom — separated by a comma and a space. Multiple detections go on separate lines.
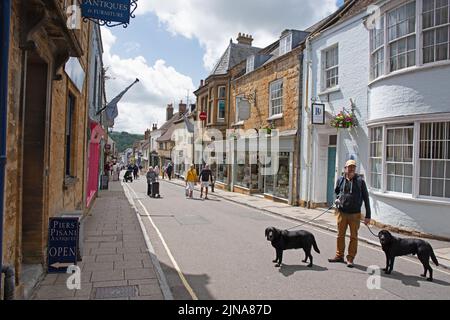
328, 257, 345, 263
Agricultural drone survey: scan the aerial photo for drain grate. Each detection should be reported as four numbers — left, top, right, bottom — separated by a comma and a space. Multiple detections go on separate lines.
95, 285, 138, 299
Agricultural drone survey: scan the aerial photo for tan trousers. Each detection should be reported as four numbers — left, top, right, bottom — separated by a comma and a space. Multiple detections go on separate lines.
336, 210, 361, 262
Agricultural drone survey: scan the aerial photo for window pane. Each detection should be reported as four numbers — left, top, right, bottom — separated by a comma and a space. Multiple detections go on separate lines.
420, 178, 431, 196
388, 163, 395, 175
421, 160, 432, 177
395, 163, 403, 175
433, 160, 445, 177
446, 180, 450, 198
432, 179, 445, 197
405, 164, 413, 177
447, 161, 450, 178
404, 177, 413, 194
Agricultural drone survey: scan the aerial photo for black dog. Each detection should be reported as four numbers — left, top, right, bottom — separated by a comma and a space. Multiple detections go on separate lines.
378, 230, 439, 282
265, 227, 320, 268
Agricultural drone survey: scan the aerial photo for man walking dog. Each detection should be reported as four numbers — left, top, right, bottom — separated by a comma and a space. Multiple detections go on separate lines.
328, 160, 371, 268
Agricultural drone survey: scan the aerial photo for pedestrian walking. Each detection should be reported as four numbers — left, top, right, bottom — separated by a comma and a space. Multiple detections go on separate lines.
185, 164, 198, 199
133, 164, 139, 180
166, 162, 173, 180
199, 164, 213, 200
146, 167, 157, 196
328, 159, 371, 268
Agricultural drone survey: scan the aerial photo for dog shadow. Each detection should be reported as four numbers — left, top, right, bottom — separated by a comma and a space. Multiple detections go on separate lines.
352, 264, 450, 287
278, 263, 328, 277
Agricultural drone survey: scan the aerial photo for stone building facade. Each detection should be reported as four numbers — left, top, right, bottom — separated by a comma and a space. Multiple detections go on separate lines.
226, 30, 308, 204
2, 0, 94, 298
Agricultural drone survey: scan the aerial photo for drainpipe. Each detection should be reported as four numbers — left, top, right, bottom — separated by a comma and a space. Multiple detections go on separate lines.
296, 52, 304, 206
304, 37, 314, 208
1, 266, 15, 300
0, 0, 12, 299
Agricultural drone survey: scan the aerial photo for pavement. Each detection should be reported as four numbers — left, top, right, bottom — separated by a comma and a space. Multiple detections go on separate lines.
164, 178, 450, 270
31, 180, 171, 300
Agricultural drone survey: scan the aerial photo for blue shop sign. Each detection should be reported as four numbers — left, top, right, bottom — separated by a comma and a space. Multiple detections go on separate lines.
81, 0, 131, 24
48, 218, 79, 274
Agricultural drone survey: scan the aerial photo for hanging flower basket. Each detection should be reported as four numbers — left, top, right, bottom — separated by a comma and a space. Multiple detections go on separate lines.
330, 110, 357, 129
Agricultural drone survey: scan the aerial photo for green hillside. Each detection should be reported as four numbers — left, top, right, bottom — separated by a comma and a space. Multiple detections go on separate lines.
110, 131, 144, 153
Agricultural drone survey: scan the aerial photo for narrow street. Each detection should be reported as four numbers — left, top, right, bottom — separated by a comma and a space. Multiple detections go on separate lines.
124, 177, 450, 300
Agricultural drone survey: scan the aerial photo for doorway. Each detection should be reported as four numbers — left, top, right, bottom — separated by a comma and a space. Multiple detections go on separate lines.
326, 135, 337, 207
21, 53, 48, 264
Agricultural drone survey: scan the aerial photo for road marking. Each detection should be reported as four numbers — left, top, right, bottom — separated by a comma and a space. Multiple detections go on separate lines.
125, 182, 199, 300
122, 182, 174, 300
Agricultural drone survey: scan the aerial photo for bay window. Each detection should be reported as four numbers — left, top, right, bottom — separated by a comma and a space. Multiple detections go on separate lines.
369, 121, 450, 201
370, 0, 450, 80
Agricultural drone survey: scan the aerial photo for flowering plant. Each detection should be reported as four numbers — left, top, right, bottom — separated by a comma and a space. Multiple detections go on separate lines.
330, 110, 357, 129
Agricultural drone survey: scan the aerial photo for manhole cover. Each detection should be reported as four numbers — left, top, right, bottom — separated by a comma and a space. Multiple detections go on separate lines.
95, 286, 138, 299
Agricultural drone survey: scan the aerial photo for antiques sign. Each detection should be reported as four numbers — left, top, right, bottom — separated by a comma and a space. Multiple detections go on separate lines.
48, 218, 79, 273
81, 0, 132, 24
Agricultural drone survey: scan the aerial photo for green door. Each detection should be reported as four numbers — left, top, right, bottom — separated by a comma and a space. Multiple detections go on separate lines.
327, 147, 337, 206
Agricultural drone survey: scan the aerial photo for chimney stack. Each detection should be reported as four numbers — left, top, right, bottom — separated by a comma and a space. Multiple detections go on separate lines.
144, 129, 151, 140
152, 124, 158, 131
200, 79, 204, 87
166, 103, 174, 121
179, 100, 187, 114
237, 33, 253, 46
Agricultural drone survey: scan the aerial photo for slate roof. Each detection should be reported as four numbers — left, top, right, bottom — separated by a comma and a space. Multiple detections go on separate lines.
209, 42, 262, 76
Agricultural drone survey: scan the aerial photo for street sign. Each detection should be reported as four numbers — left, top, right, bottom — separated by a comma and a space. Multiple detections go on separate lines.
81, 0, 131, 24
312, 103, 326, 125
48, 218, 79, 274
199, 112, 207, 121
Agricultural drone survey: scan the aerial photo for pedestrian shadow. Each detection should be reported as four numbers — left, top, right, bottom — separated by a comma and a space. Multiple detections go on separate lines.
278, 263, 328, 277
204, 198, 221, 202
352, 264, 450, 287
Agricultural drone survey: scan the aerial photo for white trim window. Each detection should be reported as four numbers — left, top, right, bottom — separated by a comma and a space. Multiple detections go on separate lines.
388, 1, 417, 72
322, 45, 339, 89
370, 127, 383, 189
217, 86, 226, 121
386, 126, 414, 194
422, 0, 450, 64
370, 16, 385, 79
246, 55, 255, 74
279, 33, 292, 56
269, 79, 283, 117
369, 120, 450, 201
419, 122, 450, 198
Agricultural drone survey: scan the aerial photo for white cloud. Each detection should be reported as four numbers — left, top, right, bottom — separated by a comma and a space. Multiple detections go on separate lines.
101, 27, 195, 134
136, 0, 338, 70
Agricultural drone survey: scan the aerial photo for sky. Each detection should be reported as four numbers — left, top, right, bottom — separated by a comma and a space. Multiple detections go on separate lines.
102, 0, 345, 134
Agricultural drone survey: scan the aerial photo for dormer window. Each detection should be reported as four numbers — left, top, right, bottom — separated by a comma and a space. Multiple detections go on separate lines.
280, 33, 293, 55
246, 55, 255, 73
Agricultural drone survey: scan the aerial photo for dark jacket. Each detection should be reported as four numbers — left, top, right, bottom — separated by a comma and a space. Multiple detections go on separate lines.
335, 174, 371, 219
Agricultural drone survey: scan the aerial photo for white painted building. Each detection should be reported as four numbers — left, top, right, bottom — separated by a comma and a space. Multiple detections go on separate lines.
301, 0, 450, 238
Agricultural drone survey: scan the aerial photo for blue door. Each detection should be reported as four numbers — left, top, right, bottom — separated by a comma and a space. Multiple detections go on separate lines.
327, 147, 337, 206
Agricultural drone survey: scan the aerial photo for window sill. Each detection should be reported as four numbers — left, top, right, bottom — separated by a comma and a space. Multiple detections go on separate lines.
232, 121, 245, 127
318, 86, 341, 96
267, 114, 283, 121
370, 189, 450, 206
369, 60, 450, 86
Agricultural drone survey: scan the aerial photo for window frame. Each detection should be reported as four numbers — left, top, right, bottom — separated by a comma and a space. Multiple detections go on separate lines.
269, 79, 284, 117
65, 92, 76, 178
322, 45, 339, 90
279, 33, 293, 56
368, 120, 450, 202
369, 0, 450, 80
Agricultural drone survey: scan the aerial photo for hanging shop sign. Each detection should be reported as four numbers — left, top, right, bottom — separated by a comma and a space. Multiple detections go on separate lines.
312, 103, 326, 125
81, 0, 138, 28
